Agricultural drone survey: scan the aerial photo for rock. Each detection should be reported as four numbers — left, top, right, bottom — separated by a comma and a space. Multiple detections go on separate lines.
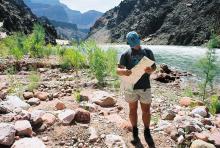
0, 123, 16, 146
0, 89, 8, 100
27, 98, 40, 106
0, 96, 30, 112
89, 127, 98, 142
0, 82, 8, 91
80, 90, 92, 101
191, 106, 208, 117
74, 108, 90, 124
179, 97, 204, 107
79, 102, 98, 112
209, 128, 220, 147
23, 92, 34, 100
162, 110, 176, 120
11, 137, 46, 148
42, 113, 56, 126
0, 104, 10, 114
190, 140, 215, 148
164, 125, 178, 139
194, 132, 209, 142
15, 120, 32, 137
214, 115, 220, 128
177, 135, 184, 144
34, 92, 48, 101
92, 91, 117, 107
55, 101, 66, 110
14, 110, 31, 121
42, 136, 48, 142
105, 134, 126, 148
30, 110, 46, 125
58, 109, 76, 125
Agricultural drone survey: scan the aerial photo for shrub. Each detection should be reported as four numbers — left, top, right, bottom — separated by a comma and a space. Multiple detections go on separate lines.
2, 33, 27, 60
209, 95, 220, 115
43, 43, 53, 58
196, 34, 219, 100
61, 48, 86, 74
82, 40, 118, 84
106, 48, 118, 78
27, 71, 41, 91
24, 24, 45, 58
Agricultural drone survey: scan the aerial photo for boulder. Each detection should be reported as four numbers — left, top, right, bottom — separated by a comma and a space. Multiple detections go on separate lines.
26, 98, 40, 106
74, 108, 90, 124
0, 123, 16, 146
190, 140, 215, 148
164, 125, 178, 139
209, 128, 220, 147
191, 106, 208, 117
89, 127, 98, 142
55, 101, 66, 110
30, 110, 46, 125
179, 97, 204, 107
14, 110, 31, 121
0, 96, 30, 112
34, 92, 48, 101
105, 134, 126, 148
194, 132, 209, 142
42, 113, 56, 126
91, 91, 117, 107
0, 89, 8, 100
11, 137, 46, 148
15, 120, 32, 137
162, 110, 176, 120
79, 90, 117, 107
214, 115, 220, 128
79, 102, 98, 112
23, 92, 34, 100
0, 104, 10, 114
58, 109, 76, 125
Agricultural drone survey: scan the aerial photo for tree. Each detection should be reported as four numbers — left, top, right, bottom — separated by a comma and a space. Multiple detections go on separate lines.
197, 34, 219, 100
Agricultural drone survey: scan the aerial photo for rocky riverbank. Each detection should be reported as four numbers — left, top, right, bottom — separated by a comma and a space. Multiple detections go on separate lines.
0, 58, 220, 148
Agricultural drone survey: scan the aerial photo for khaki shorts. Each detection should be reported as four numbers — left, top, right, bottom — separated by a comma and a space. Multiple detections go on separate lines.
123, 89, 152, 104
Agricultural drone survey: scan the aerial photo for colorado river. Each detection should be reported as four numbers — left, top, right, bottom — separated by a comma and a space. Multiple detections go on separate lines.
100, 44, 220, 84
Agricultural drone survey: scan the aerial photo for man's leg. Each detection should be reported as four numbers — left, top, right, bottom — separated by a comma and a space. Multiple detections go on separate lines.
140, 103, 155, 148
129, 101, 139, 144
129, 101, 138, 127
140, 103, 151, 128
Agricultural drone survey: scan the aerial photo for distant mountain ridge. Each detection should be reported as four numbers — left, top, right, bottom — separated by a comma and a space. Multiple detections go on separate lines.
89, 0, 220, 45
24, 0, 103, 29
0, 0, 57, 44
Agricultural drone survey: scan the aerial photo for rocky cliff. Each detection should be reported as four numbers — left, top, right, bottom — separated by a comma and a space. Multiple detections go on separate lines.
0, 0, 57, 44
89, 0, 220, 45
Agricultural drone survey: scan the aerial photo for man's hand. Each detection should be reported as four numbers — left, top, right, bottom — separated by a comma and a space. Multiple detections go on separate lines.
144, 67, 154, 74
123, 69, 132, 76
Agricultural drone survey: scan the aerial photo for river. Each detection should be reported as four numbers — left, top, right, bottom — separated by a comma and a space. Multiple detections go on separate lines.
100, 44, 220, 84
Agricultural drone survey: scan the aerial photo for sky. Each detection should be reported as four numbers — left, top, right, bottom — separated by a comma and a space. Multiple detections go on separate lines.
60, 0, 123, 13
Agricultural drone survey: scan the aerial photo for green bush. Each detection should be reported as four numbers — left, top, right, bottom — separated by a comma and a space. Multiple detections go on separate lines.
24, 24, 45, 58
196, 33, 219, 100
61, 48, 86, 74
27, 71, 41, 91
2, 33, 27, 60
209, 95, 220, 115
82, 40, 118, 84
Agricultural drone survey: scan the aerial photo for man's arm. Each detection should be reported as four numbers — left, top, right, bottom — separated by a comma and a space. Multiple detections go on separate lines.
145, 49, 157, 74
117, 52, 132, 76
117, 65, 132, 76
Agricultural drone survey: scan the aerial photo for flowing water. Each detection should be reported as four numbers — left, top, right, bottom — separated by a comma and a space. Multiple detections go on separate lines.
100, 44, 220, 84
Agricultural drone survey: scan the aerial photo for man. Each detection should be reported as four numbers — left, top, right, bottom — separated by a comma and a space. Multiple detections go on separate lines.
117, 31, 156, 147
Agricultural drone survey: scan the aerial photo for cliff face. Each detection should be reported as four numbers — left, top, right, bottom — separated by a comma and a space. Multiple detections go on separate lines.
89, 0, 220, 45
0, 0, 57, 44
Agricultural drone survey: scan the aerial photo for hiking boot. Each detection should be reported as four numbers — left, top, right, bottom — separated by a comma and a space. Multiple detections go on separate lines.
144, 128, 155, 148
131, 127, 140, 145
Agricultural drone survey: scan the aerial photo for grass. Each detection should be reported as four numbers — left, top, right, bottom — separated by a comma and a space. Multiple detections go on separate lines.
27, 71, 41, 91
